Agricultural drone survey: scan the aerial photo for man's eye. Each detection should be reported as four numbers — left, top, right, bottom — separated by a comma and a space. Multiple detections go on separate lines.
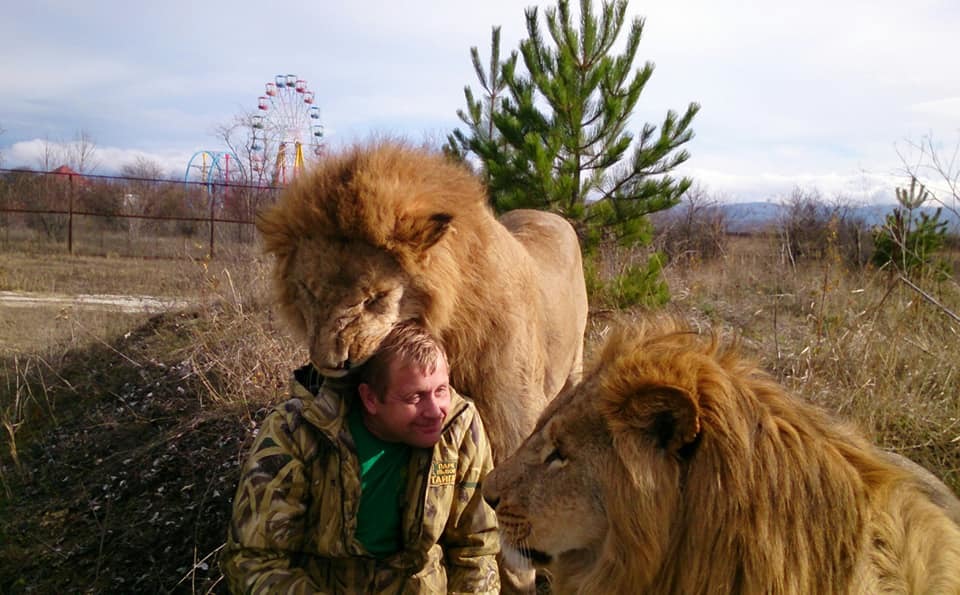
403, 394, 421, 405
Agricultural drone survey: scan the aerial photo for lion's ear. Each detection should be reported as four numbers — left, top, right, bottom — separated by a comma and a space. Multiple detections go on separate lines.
602, 385, 701, 456
256, 208, 296, 257
394, 212, 453, 253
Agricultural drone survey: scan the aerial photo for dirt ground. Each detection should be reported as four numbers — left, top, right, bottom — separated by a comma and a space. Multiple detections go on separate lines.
1, 305, 258, 593
0, 242, 306, 593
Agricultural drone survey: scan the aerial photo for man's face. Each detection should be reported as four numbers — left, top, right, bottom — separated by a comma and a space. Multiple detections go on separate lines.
358, 354, 451, 448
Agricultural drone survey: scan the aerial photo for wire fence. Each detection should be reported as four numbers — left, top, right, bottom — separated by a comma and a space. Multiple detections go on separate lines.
0, 168, 282, 259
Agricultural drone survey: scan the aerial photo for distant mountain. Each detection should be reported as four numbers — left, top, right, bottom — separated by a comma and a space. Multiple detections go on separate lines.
714, 202, 960, 234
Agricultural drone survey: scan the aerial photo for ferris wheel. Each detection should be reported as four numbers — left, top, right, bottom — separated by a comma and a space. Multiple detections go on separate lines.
251, 73, 324, 185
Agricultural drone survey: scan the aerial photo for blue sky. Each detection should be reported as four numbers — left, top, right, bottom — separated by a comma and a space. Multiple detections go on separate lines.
2, 0, 958, 203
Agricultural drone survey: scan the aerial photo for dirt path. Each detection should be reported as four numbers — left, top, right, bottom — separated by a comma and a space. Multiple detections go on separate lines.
0, 290, 193, 314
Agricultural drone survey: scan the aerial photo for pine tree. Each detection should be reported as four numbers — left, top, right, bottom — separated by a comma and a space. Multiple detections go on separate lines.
872, 177, 948, 277
453, 0, 699, 251
445, 27, 516, 186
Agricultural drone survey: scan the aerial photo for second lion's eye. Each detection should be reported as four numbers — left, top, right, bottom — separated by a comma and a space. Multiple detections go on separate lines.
296, 281, 313, 298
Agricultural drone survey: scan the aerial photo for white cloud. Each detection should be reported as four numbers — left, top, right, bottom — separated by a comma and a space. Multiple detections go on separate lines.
684, 165, 900, 204
908, 97, 960, 119
5, 139, 192, 178
5, 140, 49, 169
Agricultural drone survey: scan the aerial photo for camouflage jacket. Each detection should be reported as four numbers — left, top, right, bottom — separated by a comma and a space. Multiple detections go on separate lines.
221, 367, 500, 594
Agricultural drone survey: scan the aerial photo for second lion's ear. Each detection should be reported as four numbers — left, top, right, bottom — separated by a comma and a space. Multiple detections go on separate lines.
396, 212, 453, 253
601, 385, 701, 454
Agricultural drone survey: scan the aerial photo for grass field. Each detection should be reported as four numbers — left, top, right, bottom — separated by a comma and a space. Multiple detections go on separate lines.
1, 232, 958, 593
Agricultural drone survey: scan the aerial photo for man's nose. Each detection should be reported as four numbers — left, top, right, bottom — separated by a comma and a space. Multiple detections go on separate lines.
421, 393, 443, 417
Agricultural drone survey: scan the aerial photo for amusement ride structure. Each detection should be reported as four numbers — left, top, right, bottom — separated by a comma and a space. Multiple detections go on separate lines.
184, 150, 240, 191
184, 73, 323, 190
251, 73, 324, 185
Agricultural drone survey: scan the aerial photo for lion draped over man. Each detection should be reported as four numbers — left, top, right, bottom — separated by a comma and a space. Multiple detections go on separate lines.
483, 316, 960, 594
255, 140, 588, 463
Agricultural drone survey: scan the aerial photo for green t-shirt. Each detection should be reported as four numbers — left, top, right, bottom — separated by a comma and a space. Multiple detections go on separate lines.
347, 405, 412, 558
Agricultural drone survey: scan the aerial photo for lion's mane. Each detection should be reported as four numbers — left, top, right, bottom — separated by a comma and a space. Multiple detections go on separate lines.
483, 315, 960, 594
256, 140, 588, 462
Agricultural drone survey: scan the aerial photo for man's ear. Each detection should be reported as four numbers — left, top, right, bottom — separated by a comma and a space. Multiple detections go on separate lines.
357, 383, 379, 415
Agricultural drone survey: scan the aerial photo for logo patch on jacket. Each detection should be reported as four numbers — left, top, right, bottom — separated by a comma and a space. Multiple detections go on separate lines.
429, 461, 456, 487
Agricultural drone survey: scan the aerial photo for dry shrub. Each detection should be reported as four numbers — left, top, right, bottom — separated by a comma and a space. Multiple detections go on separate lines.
652, 185, 728, 265
784, 273, 960, 491
661, 235, 960, 493
777, 188, 872, 268
175, 261, 305, 418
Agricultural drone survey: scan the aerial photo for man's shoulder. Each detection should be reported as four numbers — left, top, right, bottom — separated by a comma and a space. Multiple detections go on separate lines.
442, 388, 491, 448
283, 364, 355, 440
261, 397, 311, 436
447, 387, 479, 420
291, 363, 323, 397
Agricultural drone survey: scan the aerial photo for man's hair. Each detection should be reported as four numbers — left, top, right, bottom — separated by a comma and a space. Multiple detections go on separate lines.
361, 322, 448, 399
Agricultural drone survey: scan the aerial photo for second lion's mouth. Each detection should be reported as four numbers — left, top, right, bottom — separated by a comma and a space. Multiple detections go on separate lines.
503, 542, 553, 567
521, 548, 552, 566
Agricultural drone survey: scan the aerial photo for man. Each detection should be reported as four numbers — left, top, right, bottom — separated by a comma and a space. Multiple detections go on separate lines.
222, 323, 500, 593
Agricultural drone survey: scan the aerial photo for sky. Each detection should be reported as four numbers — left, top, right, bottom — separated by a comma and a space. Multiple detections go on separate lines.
1, 0, 958, 203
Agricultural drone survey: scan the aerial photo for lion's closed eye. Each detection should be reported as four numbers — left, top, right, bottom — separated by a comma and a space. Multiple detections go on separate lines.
544, 446, 567, 468
363, 291, 387, 309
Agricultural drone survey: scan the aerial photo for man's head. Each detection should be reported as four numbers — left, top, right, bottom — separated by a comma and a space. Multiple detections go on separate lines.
357, 322, 451, 448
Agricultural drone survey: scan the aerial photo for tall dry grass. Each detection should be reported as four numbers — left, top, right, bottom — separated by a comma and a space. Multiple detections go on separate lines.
0, 249, 306, 592
0, 248, 303, 494
174, 262, 306, 421
659, 232, 960, 490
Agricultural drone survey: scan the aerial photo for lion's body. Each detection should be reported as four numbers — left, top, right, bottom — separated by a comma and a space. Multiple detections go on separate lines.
256, 141, 588, 462
483, 316, 960, 594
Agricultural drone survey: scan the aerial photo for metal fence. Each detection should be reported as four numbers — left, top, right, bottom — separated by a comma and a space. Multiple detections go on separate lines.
0, 168, 282, 259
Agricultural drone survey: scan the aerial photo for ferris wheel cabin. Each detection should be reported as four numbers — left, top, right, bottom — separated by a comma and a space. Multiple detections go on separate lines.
250, 73, 325, 183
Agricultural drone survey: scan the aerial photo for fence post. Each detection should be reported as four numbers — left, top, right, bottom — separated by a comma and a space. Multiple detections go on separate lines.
68, 173, 74, 254
209, 189, 215, 258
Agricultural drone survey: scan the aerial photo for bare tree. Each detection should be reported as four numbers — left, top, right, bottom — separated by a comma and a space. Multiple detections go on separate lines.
119, 156, 201, 236
897, 132, 960, 219
651, 184, 727, 264
212, 112, 280, 235
28, 140, 70, 240
120, 156, 166, 180
212, 111, 264, 186
23, 130, 101, 240
65, 129, 100, 174
120, 156, 166, 229
35, 129, 101, 174
36, 136, 59, 172
776, 187, 871, 269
